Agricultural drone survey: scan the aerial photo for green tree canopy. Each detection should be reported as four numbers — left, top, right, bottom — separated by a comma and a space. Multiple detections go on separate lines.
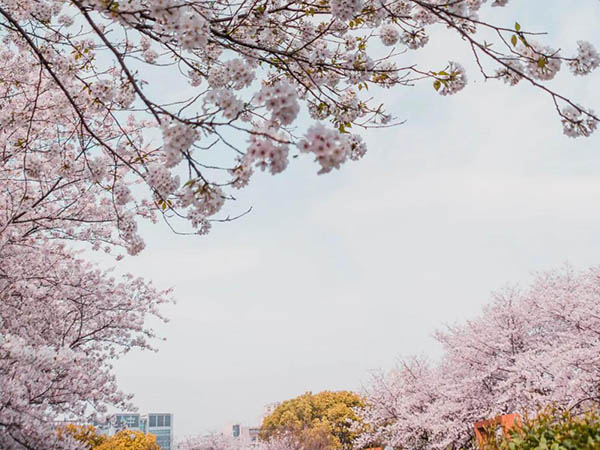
95, 429, 160, 450
488, 407, 600, 450
57, 424, 108, 449
259, 391, 367, 450
58, 426, 160, 450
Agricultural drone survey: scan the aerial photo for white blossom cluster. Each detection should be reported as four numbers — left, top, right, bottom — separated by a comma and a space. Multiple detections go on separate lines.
180, 182, 224, 234
225, 58, 256, 89
379, 24, 400, 46
87, 157, 108, 183
161, 122, 198, 167
24, 156, 42, 179
147, 164, 180, 199
205, 89, 246, 120
229, 160, 254, 189
208, 65, 230, 88
569, 41, 600, 76
120, 212, 145, 254
245, 123, 290, 175
188, 68, 204, 87
309, 42, 333, 65
116, 83, 136, 108
561, 106, 599, 138
297, 124, 366, 174
179, 12, 210, 50
334, 90, 362, 124
180, 183, 224, 215
113, 183, 132, 205
149, 2, 209, 50
207, 58, 256, 90
91, 80, 115, 103
496, 60, 524, 86
140, 35, 158, 63
379, 0, 413, 18
344, 52, 376, 84
187, 209, 211, 234
412, 5, 437, 25
401, 29, 429, 50
522, 42, 562, 81
308, 101, 332, 121
330, 0, 363, 21
348, 134, 368, 161
57, 13, 74, 27
438, 62, 467, 96
256, 81, 300, 126
343, 34, 357, 51
143, 48, 159, 63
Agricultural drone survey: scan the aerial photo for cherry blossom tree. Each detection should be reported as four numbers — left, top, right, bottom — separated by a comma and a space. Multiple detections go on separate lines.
177, 431, 326, 450
0, 30, 169, 449
1, 0, 599, 251
177, 433, 244, 450
357, 265, 600, 450
0, 238, 172, 449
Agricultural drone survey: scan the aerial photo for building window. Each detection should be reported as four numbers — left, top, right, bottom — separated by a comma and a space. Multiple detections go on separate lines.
232, 424, 240, 437
157, 415, 164, 427
149, 415, 156, 427
164, 415, 171, 427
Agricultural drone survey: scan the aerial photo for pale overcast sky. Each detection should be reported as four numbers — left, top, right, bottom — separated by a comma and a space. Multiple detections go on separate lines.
89, 1, 600, 440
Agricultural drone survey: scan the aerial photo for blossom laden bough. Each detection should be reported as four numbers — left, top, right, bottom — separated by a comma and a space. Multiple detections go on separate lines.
0, 0, 598, 251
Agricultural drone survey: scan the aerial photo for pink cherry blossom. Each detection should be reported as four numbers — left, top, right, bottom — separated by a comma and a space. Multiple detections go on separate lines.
357, 265, 600, 450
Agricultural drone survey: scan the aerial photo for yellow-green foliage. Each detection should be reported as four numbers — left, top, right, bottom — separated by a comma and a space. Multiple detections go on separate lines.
259, 391, 366, 450
58, 425, 160, 450
489, 407, 600, 450
57, 424, 108, 449
95, 429, 161, 450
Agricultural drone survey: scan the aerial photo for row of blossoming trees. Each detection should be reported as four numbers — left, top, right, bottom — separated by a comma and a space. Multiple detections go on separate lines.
355, 266, 600, 449
178, 266, 600, 450
1, 0, 599, 448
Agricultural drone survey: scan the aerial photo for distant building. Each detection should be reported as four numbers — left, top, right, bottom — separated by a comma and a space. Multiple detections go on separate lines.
248, 427, 260, 442
97, 412, 173, 450
147, 413, 174, 450
224, 423, 260, 444
262, 402, 281, 418
115, 413, 142, 431
95, 412, 142, 435
220, 401, 283, 446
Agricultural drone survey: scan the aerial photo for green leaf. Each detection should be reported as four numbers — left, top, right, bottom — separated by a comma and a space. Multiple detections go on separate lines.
511, 35, 518, 47
515, 22, 521, 31
433, 80, 441, 91
537, 57, 547, 68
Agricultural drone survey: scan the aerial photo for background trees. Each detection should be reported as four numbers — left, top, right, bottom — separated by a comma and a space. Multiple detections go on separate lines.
0, 240, 172, 449
95, 430, 161, 450
57, 425, 108, 449
260, 391, 366, 450
177, 433, 242, 450
59, 425, 160, 450
357, 265, 600, 449
492, 408, 600, 450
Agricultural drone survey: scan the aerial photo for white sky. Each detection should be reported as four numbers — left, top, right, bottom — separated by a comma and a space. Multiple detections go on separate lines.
88, 1, 600, 439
